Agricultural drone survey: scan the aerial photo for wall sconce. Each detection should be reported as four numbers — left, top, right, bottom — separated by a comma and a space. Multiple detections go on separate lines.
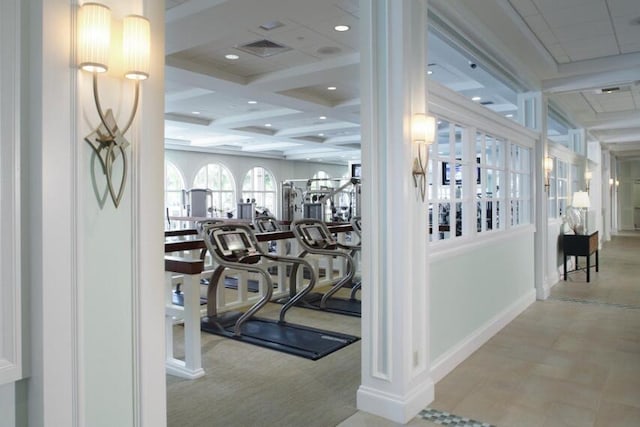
543, 156, 553, 193
616, 179, 620, 192
411, 114, 436, 202
78, 3, 151, 208
584, 170, 592, 193
609, 178, 614, 186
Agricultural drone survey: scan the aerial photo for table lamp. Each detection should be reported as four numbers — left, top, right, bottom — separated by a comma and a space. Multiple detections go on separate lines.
572, 191, 590, 234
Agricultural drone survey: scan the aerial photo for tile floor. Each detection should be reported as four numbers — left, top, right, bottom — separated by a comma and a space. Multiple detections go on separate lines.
340, 233, 640, 426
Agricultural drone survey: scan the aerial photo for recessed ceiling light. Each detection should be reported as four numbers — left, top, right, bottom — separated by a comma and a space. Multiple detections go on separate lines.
327, 86, 337, 91
427, 70, 433, 75
318, 133, 325, 136
506, 114, 514, 118
472, 96, 482, 101
319, 115, 327, 120
334, 25, 350, 32
248, 100, 257, 104
192, 111, 200, 115
225, 54, 239, 60
264, 123, 272, 127
306, 158, 311, 160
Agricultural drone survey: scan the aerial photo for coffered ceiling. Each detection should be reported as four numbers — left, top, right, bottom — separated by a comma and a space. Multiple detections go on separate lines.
164, 0, 640, 162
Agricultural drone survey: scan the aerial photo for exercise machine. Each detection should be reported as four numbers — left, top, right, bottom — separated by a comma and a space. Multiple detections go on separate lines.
281, 177, 361, 223
285, 219, 361, 317
200, 222, 358, 359
254, 215, 280, 233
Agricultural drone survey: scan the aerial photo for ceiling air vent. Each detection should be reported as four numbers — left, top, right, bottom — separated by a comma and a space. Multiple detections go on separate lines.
480, 101, 494, 106
236, 39, 291, 58
600, 87, 620, 94
259, 20, 284, 31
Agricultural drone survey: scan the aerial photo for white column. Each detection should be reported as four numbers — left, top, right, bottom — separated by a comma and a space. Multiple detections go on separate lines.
602, 149, 612, 241
358, 0, 433, 423
526, 92, 550, 299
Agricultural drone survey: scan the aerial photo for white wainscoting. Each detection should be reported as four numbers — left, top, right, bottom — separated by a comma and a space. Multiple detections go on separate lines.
0, 0, 22, 387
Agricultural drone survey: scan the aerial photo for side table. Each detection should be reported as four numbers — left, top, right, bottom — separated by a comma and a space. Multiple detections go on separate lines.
563, 231, 599, 282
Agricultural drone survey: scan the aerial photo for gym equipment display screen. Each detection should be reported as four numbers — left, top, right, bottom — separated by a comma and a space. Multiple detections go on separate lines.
305, 226, 325, 242
222, 232, 249, 251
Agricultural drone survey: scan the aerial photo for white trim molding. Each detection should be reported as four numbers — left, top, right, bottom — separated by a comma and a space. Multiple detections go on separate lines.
0, 0, 23, 386
431, 289, 536, 383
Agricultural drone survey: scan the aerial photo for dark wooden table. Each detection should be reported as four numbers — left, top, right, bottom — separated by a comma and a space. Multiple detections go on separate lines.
563, 231, 599, 282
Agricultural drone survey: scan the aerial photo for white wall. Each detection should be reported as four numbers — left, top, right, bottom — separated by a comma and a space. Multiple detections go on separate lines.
19, 1, 166, 425
429, 230, 536, 380
0, 384, 15, 427
618, 159, 640, 230
165, 149, 349, 217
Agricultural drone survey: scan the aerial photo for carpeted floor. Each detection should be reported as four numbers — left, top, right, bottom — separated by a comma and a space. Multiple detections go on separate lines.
167, 287, 361, 427
168, 234, 640, 427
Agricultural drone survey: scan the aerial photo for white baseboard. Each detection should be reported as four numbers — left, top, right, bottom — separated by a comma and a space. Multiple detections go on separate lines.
356, 380, 434, 424
430, 289, 536, 383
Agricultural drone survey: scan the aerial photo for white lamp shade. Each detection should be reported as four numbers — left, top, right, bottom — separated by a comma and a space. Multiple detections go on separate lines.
543, 156, 554, 173
572, 191, 590, 208
77, 3, 111, 73
412, 114, 436, 144
123, 15, 150, 80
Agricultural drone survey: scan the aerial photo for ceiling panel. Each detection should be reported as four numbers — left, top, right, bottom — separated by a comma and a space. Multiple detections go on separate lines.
164, 0, 640, 161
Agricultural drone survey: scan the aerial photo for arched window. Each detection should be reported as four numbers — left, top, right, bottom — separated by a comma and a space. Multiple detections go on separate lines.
193, 163, 236, 216
242, 166, 276, 215
165, 161, 185, 217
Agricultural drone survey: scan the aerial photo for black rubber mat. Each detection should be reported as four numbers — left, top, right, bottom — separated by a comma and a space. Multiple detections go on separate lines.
201, 316, 359, 360
303, 297, 361, 317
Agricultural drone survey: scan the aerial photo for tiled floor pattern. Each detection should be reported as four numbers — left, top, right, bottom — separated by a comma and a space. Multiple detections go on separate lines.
341, 234, 640, 427
549, 296, 640, 311
418, 408, 494, 427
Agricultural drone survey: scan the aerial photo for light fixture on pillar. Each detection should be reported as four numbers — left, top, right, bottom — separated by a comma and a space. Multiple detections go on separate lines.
609, 178, 614, 187
77, 3, 151, 208
543, 156, 553, 193
616, 179, 620, 192
584, 170, 592, 193
411, 114, 436, 202
572, 191, 591, 234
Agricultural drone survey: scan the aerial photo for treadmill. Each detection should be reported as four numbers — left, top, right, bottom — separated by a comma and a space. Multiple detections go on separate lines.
199, 222, 358, 360
284, 218, 361, 317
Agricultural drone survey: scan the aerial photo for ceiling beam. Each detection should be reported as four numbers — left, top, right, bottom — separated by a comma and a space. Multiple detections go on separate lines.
248, 53, 360, 92
166, 64, 360, 124
583, 110, 640, 130
542, 69, 640, 94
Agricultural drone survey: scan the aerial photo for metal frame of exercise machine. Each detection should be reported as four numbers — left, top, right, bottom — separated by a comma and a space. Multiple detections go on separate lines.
200, 222, 358, 360
284, 218, 361, 317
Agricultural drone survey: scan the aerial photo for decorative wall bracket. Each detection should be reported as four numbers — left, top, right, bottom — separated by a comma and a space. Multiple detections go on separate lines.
84, 74, 140, 208
412, 146, 428, 201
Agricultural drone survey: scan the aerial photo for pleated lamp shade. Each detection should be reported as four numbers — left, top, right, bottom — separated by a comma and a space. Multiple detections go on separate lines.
77, 3, 111, 73
122, 15, 150, 80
